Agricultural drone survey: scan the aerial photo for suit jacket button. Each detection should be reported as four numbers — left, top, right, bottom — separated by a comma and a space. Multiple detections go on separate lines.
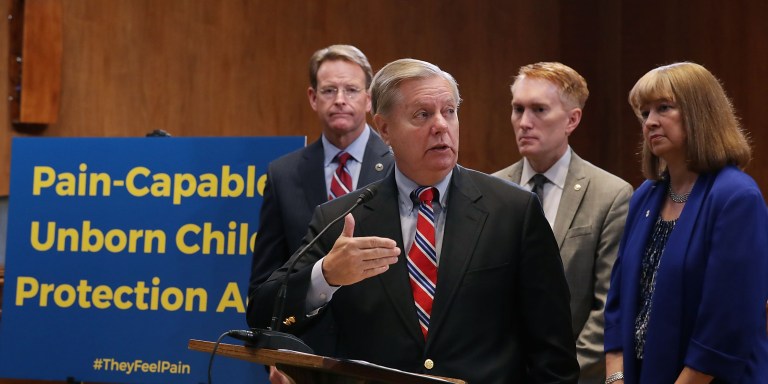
424, 359, 434, 370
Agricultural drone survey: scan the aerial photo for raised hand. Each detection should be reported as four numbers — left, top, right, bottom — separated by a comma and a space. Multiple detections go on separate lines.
321, 214, 401, 286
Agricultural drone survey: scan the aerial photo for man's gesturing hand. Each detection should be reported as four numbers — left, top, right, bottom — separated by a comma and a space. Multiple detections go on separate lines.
322, 214, 401, 286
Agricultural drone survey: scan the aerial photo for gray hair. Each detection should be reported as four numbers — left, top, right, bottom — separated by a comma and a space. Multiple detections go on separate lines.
370, 58, 461, 116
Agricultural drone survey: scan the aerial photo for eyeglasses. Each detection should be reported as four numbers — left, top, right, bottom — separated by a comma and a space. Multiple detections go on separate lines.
317, 86, 365, 100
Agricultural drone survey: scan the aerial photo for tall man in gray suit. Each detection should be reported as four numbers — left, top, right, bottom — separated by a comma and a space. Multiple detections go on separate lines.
246, 45, 393, 357
493, 62, 632, 383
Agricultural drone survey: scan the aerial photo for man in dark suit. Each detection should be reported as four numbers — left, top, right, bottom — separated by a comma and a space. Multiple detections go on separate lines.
245, 45, 393, 355
493, 62, 632, 383
249, 58, 578, 383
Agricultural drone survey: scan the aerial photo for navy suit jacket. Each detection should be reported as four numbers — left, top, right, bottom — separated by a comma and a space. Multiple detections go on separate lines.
246, 128, 393, 353
605, 166, 768, 383
249, 166, 579, 383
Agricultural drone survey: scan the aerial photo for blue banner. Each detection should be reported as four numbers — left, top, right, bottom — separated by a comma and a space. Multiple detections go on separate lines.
0, 137, 304, 383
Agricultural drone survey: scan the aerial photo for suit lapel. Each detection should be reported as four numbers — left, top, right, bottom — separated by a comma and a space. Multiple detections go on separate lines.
426, 167, 488, 344
355, 171, 425, 345
653, 174, 709, 304
662, 174, 709, 260
505, 161, 523, 186
622, 181, 665, 322
553, 154, 588, 249
299, 138, 328, 210
358, 129, 392, 187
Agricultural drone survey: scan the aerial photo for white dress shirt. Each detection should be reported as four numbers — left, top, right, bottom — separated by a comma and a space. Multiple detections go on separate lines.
520, 147, 572, 229
321, 125, 371, 196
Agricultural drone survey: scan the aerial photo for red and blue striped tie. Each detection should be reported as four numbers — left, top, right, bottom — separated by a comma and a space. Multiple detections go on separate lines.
407, 186, 438, 339
328, 151, 353, 200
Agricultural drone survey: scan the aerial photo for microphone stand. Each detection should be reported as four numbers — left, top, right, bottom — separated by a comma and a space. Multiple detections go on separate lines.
234, 186, 378, 353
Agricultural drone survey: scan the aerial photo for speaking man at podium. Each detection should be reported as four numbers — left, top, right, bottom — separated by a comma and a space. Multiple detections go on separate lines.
249, 58, 579, 383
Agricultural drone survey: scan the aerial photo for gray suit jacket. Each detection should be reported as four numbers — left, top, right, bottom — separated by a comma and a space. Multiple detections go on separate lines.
493, 152, 632, 383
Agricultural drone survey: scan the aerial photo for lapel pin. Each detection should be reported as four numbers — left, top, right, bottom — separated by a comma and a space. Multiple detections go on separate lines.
574, 184, 582, 191
375, 163, 384, 171
645, 210, 650, 217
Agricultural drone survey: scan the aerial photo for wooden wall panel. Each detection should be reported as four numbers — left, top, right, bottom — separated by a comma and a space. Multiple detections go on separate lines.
1, 0, 767, 195
619, 1, 768, 191
558, 0, 627, 178
18, 0, 62, 123
1, 0, 11, 194
40, 0, 561, 174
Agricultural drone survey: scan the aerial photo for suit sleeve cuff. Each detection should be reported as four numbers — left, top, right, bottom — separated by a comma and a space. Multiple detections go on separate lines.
684, 338, 747, 382
306, 257, 340, 314
603, 323, 622, 352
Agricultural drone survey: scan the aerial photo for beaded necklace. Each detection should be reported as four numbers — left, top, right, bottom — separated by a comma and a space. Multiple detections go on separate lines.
667, 184, 690, 203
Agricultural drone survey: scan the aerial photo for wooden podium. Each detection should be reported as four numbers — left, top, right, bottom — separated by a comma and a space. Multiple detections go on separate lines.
189, 339, 466, 384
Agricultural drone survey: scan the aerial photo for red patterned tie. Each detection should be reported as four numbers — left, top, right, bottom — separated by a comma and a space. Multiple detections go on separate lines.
328, 151, 353, 200
407, 187, 438, 339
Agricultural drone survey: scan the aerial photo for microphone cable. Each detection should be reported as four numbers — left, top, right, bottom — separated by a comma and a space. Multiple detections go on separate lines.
207, 330, 255, 384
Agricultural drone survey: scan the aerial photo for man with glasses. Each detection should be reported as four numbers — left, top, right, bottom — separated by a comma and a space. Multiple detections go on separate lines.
246, 45, 393, 357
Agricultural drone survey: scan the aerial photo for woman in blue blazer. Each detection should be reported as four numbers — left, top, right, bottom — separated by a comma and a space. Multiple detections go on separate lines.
604, 62, 768, 383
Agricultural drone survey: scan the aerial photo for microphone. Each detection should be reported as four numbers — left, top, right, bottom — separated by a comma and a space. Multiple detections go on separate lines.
239, 185, 379, 353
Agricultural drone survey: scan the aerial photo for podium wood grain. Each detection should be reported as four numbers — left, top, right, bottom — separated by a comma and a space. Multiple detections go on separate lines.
189, 339, 465, 384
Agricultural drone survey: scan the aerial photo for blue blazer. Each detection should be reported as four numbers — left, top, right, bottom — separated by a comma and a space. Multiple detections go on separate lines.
605, 166, 768, 383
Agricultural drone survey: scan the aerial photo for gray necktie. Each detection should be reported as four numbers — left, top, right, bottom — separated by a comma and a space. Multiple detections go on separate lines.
531, 174, 549, 205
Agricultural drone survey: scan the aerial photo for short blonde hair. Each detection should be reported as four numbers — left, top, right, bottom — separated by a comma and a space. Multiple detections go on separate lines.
512, 62, 589, 109
370, 58, 461, 116
628, 62, 751, 180
309, 45, 373, 89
